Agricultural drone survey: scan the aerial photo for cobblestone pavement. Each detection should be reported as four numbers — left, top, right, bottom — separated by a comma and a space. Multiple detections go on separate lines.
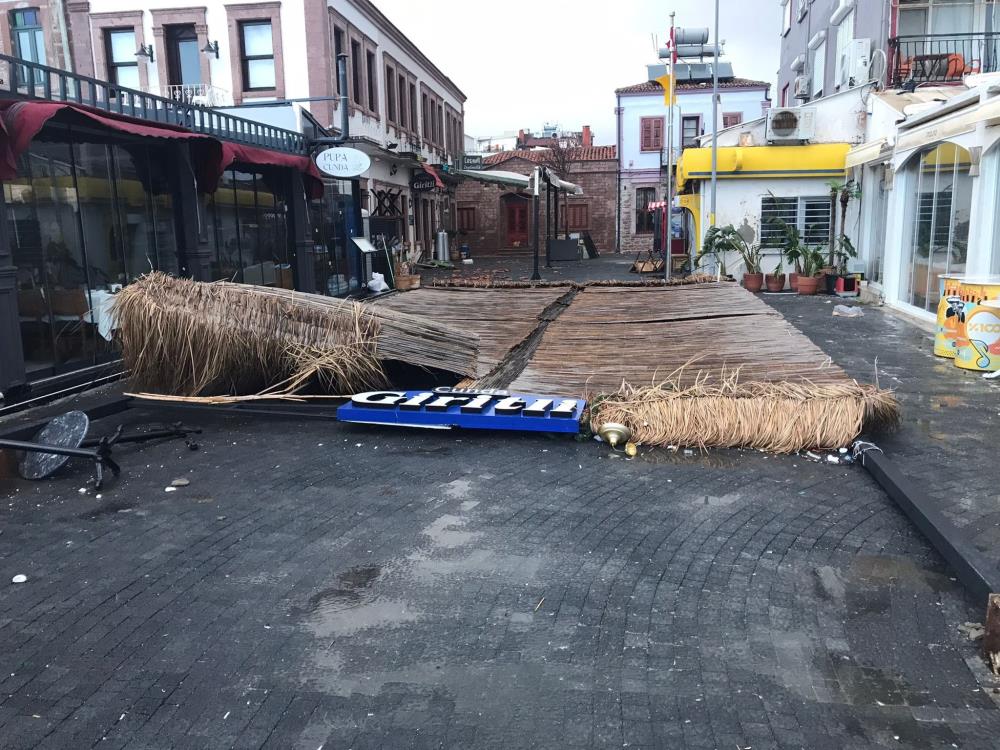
3, 265, 1000, 749
763, 294, 1000, 578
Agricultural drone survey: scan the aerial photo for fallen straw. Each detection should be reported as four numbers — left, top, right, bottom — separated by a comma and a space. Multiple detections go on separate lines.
590, 368, 899, 453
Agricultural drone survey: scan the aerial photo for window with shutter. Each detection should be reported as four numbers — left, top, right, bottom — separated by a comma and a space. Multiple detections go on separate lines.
640, 117, 664, 152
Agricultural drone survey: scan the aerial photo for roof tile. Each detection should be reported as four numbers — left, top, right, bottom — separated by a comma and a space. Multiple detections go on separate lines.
615, 78, 770, 94
483, 146, 616, 166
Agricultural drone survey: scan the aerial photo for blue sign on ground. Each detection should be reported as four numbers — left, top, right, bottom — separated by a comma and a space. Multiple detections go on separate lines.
336, 388, 585, 433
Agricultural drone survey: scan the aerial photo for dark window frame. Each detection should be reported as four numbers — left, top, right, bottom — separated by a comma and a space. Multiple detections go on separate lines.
634, 186, 656, 234
10, 8, 45, 64
104, 27, 139, 88
681, 115, 701, 148
366, 48, 378, 114
238, 20, 276, 92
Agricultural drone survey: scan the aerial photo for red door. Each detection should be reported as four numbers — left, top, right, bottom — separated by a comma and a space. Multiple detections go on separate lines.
505, 201, 529, 246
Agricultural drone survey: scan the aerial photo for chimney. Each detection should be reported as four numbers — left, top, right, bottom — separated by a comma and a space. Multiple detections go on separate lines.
582, 125, 592, 147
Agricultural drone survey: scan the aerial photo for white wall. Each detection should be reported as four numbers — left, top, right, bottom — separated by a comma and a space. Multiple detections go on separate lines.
711, 83, 873, 148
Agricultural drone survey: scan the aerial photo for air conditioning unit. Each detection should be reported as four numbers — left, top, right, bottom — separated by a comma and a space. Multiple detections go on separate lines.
792, 76, 811, 100
766, 107, 816, 142
839, 38, 871, 88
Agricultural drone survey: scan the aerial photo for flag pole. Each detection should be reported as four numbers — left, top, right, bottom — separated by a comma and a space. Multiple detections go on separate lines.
664, 12, 675, 281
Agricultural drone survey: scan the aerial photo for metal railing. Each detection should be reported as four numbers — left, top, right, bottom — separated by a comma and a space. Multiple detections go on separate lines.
0, 54, 306, 153
162, 83, 233, 107
889, 32, 1000, 87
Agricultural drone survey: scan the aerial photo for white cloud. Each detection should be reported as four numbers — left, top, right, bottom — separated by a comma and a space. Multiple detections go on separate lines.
372, 0, 780, 145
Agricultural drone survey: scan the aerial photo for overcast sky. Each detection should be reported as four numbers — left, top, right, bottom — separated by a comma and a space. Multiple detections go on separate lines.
373, 0, 781, 145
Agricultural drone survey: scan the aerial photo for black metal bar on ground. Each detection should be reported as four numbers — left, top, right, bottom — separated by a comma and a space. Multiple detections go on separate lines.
129, 399, 344, 422
0, 396, 132, 441
860, 449, 998, 601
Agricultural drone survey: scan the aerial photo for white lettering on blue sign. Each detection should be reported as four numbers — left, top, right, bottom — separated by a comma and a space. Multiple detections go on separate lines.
338, 390, 585, 433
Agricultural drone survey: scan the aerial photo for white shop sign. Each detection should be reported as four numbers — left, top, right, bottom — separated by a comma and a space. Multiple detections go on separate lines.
314, 147, 371, 178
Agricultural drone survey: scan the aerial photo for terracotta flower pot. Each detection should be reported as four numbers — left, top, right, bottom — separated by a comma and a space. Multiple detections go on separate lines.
789, 272, 799, 292
743, 272, 764, 293
797, 275, 821, 296
765, 273, 786, 293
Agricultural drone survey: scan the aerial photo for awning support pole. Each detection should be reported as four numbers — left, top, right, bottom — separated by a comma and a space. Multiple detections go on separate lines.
531, 167, 541, 281
545, 177, 552, 268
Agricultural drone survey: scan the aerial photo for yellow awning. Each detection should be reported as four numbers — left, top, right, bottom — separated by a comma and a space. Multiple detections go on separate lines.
676, 143, 850, 190
845, 138, 890, 168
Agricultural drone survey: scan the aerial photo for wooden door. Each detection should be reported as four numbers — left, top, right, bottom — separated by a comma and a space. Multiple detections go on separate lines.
505, 201, 529, 246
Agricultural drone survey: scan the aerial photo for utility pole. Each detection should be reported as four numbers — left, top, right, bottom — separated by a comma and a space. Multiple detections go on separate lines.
710, 0, 719, 229
664, 12, 675, 282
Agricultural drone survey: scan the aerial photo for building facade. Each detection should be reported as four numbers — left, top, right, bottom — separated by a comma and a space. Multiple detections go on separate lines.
0, 0, 466, 401
614, 77, 770, 254
777, 0, 998, 106
453, 146, 617, 253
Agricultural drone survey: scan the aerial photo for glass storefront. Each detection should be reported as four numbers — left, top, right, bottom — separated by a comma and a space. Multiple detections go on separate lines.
901, 142, 972, 312
309, 178, 359, 296
5, 128, 180, 377
205, 166, 290, 286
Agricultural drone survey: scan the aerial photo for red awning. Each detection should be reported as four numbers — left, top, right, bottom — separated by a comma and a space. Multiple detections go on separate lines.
220, 141, 325, 200
0, 100, 223, 191
421, 162, 445, 189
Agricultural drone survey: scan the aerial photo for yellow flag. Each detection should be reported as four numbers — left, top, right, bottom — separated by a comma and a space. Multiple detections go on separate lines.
653, 73, 676, 106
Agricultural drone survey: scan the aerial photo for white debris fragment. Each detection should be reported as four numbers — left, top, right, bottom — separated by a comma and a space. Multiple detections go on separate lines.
11, 574, 27, 584
164, 486, 177, 493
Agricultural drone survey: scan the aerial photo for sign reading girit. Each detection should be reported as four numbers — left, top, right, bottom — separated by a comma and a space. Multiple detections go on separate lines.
336, 387, 585, 433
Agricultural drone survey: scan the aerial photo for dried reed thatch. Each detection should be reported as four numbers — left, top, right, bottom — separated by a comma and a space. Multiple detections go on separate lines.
590, 369, 899, 453
113, 273, 478, 396
429, 274, 726, 289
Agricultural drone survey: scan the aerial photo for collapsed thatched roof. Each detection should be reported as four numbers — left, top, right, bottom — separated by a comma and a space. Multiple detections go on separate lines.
113, 273, 479, 396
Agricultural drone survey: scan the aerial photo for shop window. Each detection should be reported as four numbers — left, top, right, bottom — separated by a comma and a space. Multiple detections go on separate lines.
681, 116, 701, 148
635, 187, 655, 234
10, 9, 46, 66
866, 164, 890, 284
902, 142, 971, 312
208, 166, 290, 286
723, 112, 743, 129
640, 117, 664, 152
760, 196, 831, 246
239, 21, 275, 91
457, 206, 476, 232
106, 29, 140, 89
6, 133, 180, 380
567, 203, 589, 231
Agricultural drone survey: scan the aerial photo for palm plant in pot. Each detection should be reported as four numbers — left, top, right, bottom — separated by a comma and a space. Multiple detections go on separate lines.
765, 257, 786, 292
702, 225, 762, 291
796, 247, 825, 296
768, 217, 804, 291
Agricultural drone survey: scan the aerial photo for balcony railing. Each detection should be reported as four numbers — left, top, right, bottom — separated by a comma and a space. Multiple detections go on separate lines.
0, 54, 306, 153
889, 32, 1000, 87
162, 83, 233, 108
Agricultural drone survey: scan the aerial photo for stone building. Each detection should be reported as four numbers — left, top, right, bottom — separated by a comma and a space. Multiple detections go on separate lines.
454, 146, 617, 254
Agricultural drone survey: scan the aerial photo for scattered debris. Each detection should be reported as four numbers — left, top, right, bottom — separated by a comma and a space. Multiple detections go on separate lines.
833, 304, 864, 318
164, 486, 177, 493
170, 477, 190, 487
11, 574, 26, 584
534, 597, 545, 612
959, 622, 985, 641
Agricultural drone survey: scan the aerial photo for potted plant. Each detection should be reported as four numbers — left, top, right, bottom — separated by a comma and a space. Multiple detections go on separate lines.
768, 217, 804, 292
700, 225, 762, 291
824, 235, 859, 294
796, 248, 824, 296
765, 257, 786, 292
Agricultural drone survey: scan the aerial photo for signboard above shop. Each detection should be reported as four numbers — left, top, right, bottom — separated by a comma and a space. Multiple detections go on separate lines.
410, 172, 438, 192
314, 147, 371, 178
460, 154, 483, 171
336, 387, 585, 433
